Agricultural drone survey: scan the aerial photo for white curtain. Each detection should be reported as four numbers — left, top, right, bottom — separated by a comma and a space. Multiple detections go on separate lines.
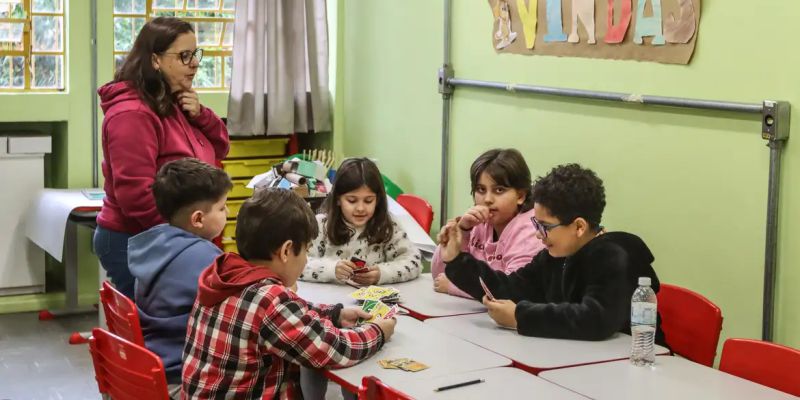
227, 0, 331, 136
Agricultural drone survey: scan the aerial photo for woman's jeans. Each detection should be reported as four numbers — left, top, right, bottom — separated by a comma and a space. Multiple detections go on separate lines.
93, 226, 135, 299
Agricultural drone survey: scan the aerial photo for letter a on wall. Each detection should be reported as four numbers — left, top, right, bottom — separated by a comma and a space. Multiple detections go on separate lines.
634, 0, 665, 45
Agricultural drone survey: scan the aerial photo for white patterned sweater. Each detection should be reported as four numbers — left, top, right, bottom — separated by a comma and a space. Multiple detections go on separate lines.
300, 214, 422, 285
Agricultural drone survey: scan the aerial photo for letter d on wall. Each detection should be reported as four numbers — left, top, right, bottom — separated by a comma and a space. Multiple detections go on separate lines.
605, 0, 632, 44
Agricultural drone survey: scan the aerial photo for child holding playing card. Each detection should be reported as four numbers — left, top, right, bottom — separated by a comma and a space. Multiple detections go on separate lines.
182, 188, 396, 399
432, 149, 545, 298
300, 158, 422, 286
439, 164, 665, 343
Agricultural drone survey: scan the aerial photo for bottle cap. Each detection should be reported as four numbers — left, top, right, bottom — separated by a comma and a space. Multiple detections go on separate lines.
638, 277, 651, 286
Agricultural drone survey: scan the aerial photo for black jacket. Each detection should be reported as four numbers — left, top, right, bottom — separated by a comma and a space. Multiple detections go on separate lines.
445, 232, 666, 345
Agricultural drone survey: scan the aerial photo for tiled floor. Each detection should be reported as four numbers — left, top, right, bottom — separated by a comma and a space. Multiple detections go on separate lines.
0, 312, 100, 400
0, 312, 346, 400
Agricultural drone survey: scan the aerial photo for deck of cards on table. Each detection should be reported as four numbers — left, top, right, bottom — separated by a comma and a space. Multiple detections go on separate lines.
349, 285, 401, 304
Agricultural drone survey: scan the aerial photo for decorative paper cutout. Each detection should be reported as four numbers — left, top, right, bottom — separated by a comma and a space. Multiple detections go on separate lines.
516, 0, 539, 49
664, 0, 696, 44
604, 0, 632, 44
544, 0, 568, 42
634, 0, 666, 45
486, 0, 700, 64
568, 0, 596, 44
493, 0, 519, 49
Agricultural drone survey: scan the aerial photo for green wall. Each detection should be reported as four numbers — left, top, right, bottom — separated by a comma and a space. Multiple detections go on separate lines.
338, 0, 799, 353
0, 1, 229, 312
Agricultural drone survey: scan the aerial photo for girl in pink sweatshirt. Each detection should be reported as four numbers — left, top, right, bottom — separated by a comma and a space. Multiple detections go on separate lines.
431, 149, 545, 298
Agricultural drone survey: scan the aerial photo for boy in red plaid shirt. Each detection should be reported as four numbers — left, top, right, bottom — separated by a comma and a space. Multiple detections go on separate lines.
181, 188, 396, 399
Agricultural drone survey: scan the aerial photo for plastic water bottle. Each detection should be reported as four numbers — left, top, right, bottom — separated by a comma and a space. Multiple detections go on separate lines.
630, 277, 657, 366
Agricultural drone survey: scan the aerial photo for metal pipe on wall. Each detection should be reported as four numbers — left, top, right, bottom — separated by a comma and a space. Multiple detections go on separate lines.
438, 0, 452, 229
90, 0, 99, 188
439, 2, 789, 342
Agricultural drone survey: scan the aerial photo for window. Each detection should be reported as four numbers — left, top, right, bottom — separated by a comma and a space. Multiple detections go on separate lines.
113, 0, 235, 91
0, 0, 66, 91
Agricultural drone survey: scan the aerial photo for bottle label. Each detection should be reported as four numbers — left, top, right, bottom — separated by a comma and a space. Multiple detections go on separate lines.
631, 302, 657, 325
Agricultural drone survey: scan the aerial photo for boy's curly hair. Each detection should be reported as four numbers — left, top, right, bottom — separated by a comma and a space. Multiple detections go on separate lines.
532, 164, 606, 230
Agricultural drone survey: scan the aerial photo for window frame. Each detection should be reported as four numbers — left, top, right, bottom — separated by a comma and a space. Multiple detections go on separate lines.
112, 0, 234, 92
0, 0, 67, 92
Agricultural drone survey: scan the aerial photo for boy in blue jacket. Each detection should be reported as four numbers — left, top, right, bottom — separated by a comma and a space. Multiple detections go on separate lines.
127, 158, 231, 395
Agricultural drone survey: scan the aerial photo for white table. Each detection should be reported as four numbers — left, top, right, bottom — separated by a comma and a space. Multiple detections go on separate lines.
296, 274, 487, 320
425, 313, 669, 374
392, 274, 486, 319
25, 189, 104, 344
296, 280, 356, 306
326, 315, 511, 393
398, 367, 588, 399
540, 356, 796, 399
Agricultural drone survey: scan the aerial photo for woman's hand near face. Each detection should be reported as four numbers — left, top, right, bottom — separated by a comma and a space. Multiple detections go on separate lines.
178, 89, 202, 118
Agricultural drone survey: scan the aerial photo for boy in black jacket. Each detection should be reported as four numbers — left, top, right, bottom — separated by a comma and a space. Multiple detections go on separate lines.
439, 163, 665, 344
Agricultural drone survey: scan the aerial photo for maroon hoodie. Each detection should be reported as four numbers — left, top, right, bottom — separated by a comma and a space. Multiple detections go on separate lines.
96, 81, 229, 234
197, 253, 283, 307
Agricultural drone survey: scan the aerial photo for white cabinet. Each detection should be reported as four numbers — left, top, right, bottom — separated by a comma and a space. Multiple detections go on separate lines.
0, 135, 50, 295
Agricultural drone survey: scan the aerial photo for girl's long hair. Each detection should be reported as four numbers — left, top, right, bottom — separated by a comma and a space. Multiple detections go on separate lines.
322, 158, 393, 246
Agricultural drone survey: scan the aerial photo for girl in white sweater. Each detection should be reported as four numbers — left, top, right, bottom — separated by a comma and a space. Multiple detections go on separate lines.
300, 158, 422, 285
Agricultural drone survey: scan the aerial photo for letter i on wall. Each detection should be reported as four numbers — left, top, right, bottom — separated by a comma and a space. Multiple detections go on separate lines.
634, 0, 666, 45
544, 0, 568, 42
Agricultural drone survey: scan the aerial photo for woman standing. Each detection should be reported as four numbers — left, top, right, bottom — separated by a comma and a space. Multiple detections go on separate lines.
94, 17, 229, 298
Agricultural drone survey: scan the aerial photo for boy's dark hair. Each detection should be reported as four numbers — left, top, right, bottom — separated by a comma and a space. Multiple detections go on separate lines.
152, 158, 232, 221
236, 188, 319, 261
470, 148, 534, 212
532, 163, 606, 230
322, 157, 393, 246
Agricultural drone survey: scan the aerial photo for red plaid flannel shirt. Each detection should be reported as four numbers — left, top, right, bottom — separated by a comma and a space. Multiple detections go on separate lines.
181, 279, 384, 399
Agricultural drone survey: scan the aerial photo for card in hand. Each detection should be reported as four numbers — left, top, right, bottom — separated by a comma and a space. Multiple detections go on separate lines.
479, 277, 495, 301
350, 256, 369, 274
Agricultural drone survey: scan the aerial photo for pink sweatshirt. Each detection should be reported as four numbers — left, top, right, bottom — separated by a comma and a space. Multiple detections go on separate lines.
96, 81, 229, 234
431, 207, 545, 298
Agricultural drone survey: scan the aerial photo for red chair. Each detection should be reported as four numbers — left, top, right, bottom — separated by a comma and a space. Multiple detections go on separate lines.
100, 280, 145, 346
657, 283, 723, 367
89, 328, 170, 400
358, 376, 413, 400
396, 194, 434, 233
719, 338, 800, 396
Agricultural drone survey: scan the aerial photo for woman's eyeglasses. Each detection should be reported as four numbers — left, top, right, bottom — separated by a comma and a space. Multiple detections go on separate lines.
161, 48, 204, 65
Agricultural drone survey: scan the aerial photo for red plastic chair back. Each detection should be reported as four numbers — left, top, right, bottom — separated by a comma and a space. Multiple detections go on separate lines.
358, 376, 413, 400
88, 328, 170, 400
719, 338, 800, 396
396, 194, 434, 233
657, 283, 723, 366
100, 280, 145, 346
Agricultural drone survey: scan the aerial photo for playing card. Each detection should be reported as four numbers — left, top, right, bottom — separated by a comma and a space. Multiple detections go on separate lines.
350, 257, 369, 274
378, 359, 399, 369
399, 361, 429, 372
479, 277, 495, 301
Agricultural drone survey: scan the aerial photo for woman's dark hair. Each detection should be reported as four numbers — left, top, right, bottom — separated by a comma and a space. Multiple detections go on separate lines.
322, 158, 393, 246
470, 148, 534, 212
114, 17, 193, 117
532, 163, 606, 230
